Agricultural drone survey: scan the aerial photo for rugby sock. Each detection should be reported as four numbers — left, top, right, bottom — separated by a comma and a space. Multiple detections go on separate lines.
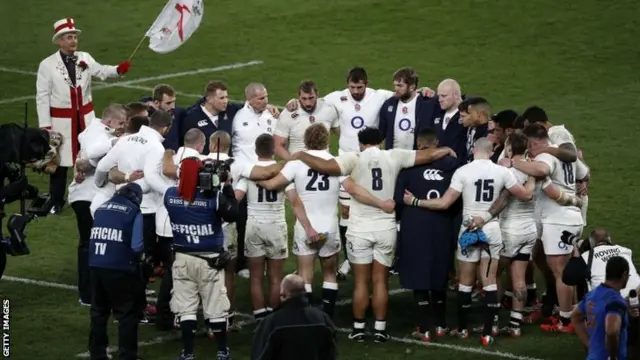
559, 311, 572, 327
353, 318, 366, 332
374, 320, 386, 332
483, 284, 500, 336
413, 290, 430, 332
509, 310, 523, 329
457, 284, 473, 330
322, 282, 339, 317
305, 283, 314, 304
254, 308, 268, 321
527, 283, 537, 306
432, 290, 447, 328
215, 329, 228, 353
542, 283, 557, 317
266, 307, 274, 313
180, 318, 197, 355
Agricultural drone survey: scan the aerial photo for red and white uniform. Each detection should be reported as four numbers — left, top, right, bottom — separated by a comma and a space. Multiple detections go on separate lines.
36, 50, 120, 167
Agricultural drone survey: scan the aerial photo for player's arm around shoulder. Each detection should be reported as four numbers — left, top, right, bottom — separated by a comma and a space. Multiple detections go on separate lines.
242, 160, 287, 181
504, 167, 533, 201
257, 162, 294, 191
512, 154, 551, 178
292, 151, 350, 176
411, 146, 457, 168
273, 110, 291, 161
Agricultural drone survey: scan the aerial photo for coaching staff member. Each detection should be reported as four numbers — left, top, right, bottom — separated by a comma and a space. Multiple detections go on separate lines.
252, 274, 337, 360
164, 157, 240, 360
88, 183, 144, 360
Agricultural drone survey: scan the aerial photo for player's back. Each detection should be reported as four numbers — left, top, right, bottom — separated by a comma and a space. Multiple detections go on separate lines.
500, 168, 535, 233
243, 160, 286, 222
291, 150, 340, 232
348, 147, 408, 232
454, 159, 514, 219
548, 125, 576, 146
534, 148, 582, 225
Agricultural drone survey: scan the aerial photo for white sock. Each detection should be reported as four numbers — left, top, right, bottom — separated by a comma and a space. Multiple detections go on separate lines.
304, 283, 312, 294
374, 321, 386, 331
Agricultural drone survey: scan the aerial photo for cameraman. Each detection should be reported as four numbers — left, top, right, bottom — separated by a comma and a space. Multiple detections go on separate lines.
164, 157, 239, 360
564, 228, 640, 355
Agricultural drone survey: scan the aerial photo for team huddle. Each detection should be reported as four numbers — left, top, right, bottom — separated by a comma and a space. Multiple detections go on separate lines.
65, 64, 607, 354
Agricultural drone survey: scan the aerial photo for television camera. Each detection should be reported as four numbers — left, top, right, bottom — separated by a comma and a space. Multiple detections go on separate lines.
196, 138, 234, 197
0, 103, 56, 279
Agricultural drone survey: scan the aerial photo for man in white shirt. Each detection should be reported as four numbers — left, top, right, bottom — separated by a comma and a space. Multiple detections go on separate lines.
95, 109, 173, 319
256, 124, 343, 317
509, 123, 585, 333
234, 134, 287, 322
68, 104, 126, 306
290, 127, 456, 343
232, 83, 280, 279
403, 138, 533, 346
274, 80, 340, 160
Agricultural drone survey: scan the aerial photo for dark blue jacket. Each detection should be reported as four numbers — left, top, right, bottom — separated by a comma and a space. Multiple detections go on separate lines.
89, 195, 144, 272
138, 96, 187, 151
181, 102, 243, 155
164, 187, 225, 252
393, 156, 458, 290
379, 96, 440, 150
462, 124, 489, 164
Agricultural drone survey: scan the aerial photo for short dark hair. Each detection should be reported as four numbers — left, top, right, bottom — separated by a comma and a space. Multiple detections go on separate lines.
127, 116, 149, 133
152, 84, 175, 102
205, 81, 228, 96
513, 115, 527, 130
255, 134, 275, 158
149, 109, 173, 128
392, 67, 419, 88
357, 127, 382, 146
522, 106, 549, 124
507, 133, 528, 156
304, 123, 329, 150
125, 102, 148, 119
491, 110, 518, 130
458, 96, 490, 113
416, 128, 437, 146
522, 123, 548, 140
298, 80, 318, 95
346, 67, 368, 83
605, 256, 630, 281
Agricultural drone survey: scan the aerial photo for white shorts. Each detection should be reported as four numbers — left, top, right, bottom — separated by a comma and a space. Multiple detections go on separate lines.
501, 231, 537, 259
346, 228, 396, 267
293, 226, 340, 258
541, 223, 583, 256
244, 218, 288, 259
223, 222, 238, 259
170, 253, 230, 321
456, 222, 502, 262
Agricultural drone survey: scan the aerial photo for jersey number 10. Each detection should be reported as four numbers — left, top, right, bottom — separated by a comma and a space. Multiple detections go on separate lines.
257, 185, 278, 203
474, 179, 495, 202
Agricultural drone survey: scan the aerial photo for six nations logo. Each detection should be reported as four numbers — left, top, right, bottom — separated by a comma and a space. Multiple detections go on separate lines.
423, 169, 444, 181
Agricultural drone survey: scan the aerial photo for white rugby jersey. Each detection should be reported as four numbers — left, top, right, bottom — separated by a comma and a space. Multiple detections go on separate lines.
231, 104, 278, 164
547, 124, 589, 179
324, 88, 393, 153
281, 150, 341, 234
500, 167, 536, 234
95, 125, 165, 214
535, 148, 583, 226
449, 159, 518, 220
582, 245, 640, 297
392, 95, 418, 150
274, 101, 339, 154
235, 160, 286, 222
335, 147, 415, 232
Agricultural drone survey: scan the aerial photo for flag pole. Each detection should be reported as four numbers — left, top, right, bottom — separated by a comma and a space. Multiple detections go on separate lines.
129, 34, 148, 61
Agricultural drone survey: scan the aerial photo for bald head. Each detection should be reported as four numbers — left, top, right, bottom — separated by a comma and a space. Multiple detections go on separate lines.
281, 274, 306, 300
437, 79, 462, 111
184, 128, 205, 153
245, 82, 268, 113
209, 130, 231, 154
245, 83, 266, 100
473, 137, 494, 158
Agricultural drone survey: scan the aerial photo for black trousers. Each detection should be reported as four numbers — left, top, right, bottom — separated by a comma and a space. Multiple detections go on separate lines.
89, 267, 144, 360
235, 197, 248, 272
49, 166, 68, 208
72, 200, 93, 303
155, 236, 174, 331
142, 214, 157, 261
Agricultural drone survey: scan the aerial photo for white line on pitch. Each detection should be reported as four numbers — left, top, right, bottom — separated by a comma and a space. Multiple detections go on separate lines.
0, 60, 263, 105
2, 276, 78, 290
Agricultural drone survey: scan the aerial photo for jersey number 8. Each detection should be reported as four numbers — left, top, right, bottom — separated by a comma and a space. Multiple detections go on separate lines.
371, 168, 383, 191
305, 169, 330, 191
257, 185, 278, 202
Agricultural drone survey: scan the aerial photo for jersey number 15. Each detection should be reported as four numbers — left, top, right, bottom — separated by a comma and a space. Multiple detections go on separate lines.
474, 179, 494, 202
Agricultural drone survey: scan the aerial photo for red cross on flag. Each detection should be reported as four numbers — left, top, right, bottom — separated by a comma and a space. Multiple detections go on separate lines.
144, 0, 204, 54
